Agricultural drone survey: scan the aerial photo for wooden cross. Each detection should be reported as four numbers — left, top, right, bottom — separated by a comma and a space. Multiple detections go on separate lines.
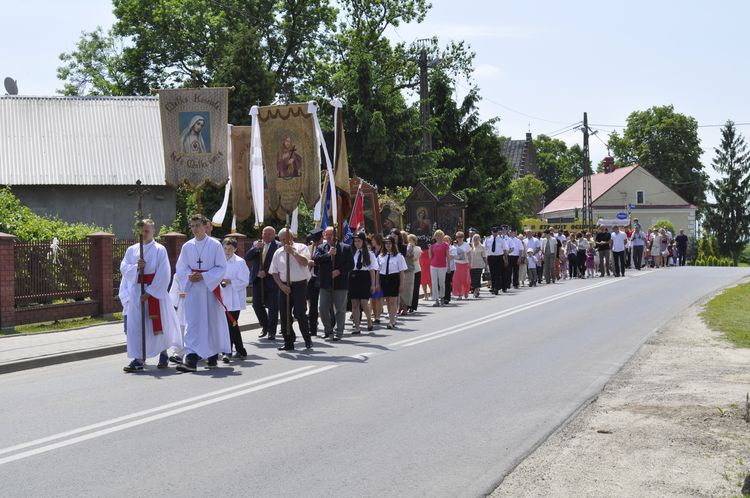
128, 179, 151, 222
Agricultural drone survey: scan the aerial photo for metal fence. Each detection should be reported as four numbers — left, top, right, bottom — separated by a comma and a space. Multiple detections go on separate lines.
14, 240, 93, 307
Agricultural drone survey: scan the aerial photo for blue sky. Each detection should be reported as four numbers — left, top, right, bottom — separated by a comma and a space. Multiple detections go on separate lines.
3, 0, 749, 177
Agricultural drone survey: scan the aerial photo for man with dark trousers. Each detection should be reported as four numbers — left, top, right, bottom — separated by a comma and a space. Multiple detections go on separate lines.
484, 226, 506, 295
305, 228, 323, 336
245, 226, 281, 340
675, 229, 689, 266
507, 228, 522, 289
313, 226, 354, 341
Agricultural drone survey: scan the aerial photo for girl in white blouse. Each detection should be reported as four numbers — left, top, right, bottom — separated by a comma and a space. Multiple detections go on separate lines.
377, 236, 407, 329
349, 233, 379, 333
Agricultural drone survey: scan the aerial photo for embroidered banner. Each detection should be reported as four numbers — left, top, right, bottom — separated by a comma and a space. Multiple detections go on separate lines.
258, 104, 320, 214
158, 87, 229, 187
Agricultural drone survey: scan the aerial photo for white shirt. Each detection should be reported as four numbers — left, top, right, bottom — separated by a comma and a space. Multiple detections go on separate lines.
484, 235, 507, 256
377, 252, 407, 275
412, 245, 423, 272
525, 236, 540, 254
269, 243, 311, 283
509, 237, 524, 256
221, 254, 250, 311
526, 253, 538, 269
611, 231, 628, 252
353, 248, 379, 271
448, 245, 458, 271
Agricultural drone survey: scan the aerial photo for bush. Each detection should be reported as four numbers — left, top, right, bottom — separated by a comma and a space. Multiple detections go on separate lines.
653, 219, 676, 235
694, 258, 704, 266
740, 244, 750, 265
0, 187, 106, 241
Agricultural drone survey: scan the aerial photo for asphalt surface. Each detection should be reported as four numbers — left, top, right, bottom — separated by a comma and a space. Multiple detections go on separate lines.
0, 267, 747, 497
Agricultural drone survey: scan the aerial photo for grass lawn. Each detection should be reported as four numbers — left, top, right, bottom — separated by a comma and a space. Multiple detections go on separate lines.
739, 262, 749, 267
1, 313, 123, 336
701, 282, 750, 348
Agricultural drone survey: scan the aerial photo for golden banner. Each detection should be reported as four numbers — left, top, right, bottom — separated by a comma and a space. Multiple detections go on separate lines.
158, 88, 229, 187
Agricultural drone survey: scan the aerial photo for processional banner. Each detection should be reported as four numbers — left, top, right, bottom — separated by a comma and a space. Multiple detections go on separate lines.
258, 104, 320, 214
159, 87, 229, 187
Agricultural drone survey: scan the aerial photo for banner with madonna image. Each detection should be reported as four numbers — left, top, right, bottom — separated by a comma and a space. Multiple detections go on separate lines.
158, 87, 229, 187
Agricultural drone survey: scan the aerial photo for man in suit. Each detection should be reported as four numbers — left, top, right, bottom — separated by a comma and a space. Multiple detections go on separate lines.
313, 226, 354, 341
245, 226, 281, 340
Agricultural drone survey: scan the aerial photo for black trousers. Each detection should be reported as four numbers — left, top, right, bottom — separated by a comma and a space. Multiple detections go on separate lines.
508, 255, 519, 288
279, 281, 311, 348
678, 247, 687, 266
632, 245, 644, 269
307, 279, 319, 334
613, 250, 626, 276
577, 249, 587, 277
252, 277, 278, 337
411, 271, 421, 310
226, 310, 245, 355
444, 271, 454, 302
487, 255, 502, 292
567, 253, 578, 278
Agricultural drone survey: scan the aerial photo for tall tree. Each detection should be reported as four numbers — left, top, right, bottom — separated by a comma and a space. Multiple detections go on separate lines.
705, 121, 750, 264
607, 105, 707, 206
533, 134, 584, 202
511, 175, 547, 218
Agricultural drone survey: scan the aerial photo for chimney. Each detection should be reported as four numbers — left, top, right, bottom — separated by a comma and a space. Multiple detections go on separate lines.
603, 156, 615, 174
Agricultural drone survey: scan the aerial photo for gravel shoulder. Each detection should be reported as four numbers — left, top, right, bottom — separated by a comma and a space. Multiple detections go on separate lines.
491, 289, 750, 498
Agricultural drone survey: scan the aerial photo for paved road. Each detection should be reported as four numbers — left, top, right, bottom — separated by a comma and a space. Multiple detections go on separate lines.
0, 267, 747, 497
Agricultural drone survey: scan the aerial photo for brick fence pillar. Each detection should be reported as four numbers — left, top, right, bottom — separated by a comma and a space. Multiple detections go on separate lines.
163, 232, 187, 274
88, 232, 114, 317
0, 233, 16, 331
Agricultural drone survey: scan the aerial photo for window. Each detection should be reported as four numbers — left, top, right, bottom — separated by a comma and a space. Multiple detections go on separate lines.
636, 191, 645, 204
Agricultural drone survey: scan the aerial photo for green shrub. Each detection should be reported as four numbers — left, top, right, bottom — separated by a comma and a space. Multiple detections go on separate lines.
0, 187, 106, 241
653, 219, 676, 236
740, 244, 750, 265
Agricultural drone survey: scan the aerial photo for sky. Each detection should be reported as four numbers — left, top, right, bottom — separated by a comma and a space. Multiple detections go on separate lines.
3, 0, 749, 178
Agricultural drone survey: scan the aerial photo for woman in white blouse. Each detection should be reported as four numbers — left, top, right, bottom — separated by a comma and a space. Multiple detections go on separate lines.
349, 233, 379, 333
378, 235, 407, 329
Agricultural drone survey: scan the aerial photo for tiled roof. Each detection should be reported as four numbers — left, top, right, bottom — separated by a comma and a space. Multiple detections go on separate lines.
0, 95, 165, 186
502, 139, 527, 172
540, 165, 637, 214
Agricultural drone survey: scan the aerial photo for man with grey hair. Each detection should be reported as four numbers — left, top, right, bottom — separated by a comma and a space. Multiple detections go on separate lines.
245, 226, 281, 340
270, 228, 313, 350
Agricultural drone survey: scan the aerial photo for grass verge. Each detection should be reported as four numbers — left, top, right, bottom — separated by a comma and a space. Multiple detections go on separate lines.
701, 282, 750, 348
1, 313, 123, 336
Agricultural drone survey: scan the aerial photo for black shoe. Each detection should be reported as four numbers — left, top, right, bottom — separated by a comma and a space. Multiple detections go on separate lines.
222, 355, 231, 364
277, 345, 294, 351
322, 333, 332, 339
261, 336, 276, 341
234, 352, 247, 360
304, 342, 313, 349
332, 336, 341, 342
258, 330, 268, 338
367, 325, 374, 331
169, 355, 183, 365
373, 319, 381, 324
206, 360, 218, 369
351, 330, 361, 335
123, 359, 144, 373
176, 363, 197, 373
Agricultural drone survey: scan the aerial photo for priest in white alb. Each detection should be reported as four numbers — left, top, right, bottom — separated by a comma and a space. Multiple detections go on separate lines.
175, 214, 230, 372
120, 219, 181, 372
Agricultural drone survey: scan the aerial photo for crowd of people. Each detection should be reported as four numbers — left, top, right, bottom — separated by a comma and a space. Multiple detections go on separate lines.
117, 214, 689, 372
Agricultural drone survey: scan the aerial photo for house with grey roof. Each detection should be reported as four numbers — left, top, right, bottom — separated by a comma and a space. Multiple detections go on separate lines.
0, 96, 174, 237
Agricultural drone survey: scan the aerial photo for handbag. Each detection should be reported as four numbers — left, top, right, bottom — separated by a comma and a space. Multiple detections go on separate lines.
661, 249, 669, 257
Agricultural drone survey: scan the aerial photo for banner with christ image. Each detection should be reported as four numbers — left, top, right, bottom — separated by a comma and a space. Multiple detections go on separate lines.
159, 87, 229, 187
258, 103, 320, 213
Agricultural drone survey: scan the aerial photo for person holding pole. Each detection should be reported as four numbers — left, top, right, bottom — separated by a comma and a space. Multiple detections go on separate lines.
120, 219, 180, 372
245, 226, 281, 340
270, 228, 313, 351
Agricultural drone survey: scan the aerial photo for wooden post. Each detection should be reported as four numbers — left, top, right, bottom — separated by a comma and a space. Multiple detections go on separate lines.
0, 232, 17, 331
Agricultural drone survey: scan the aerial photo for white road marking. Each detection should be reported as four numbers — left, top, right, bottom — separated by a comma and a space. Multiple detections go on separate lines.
0, 365, 338, 466
0, 273, 655, 465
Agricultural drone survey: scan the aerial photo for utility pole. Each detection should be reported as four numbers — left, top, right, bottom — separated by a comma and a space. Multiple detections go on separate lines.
417, 39, 433, 153
582, 112, 593, 230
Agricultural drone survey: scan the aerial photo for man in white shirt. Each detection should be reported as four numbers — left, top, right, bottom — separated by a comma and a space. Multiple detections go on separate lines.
507, 229, 524, 289
610, 225, 628, 277
270, 228, 313, 351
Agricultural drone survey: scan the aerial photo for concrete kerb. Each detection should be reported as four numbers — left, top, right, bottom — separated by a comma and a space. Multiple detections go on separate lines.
0, 322, 262, 375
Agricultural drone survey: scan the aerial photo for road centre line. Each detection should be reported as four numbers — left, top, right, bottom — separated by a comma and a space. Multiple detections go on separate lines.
0, 365, 339, 466
0, 365, 317, 458
0, 273, 654, 466
389, 278, 620, 348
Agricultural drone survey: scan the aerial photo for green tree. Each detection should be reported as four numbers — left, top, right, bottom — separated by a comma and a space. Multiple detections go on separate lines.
607, 105, 707, 206
511, 175, 547, 218
533, 134, 583, 202
705, 121, 750, 264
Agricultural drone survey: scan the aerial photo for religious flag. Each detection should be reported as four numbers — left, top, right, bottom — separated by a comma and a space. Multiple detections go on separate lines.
332, 99, 351, 219
158, 87, 229, 187
342, 219, 353, 245
320, 177, 332, 230
349, 183, 365, 231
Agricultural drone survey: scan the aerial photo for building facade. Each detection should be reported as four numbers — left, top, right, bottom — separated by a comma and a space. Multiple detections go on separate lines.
0, 96, 174, 237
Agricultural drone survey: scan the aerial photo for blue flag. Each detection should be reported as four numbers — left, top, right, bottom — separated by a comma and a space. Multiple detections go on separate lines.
320, 180, 331, 230
342, 219, 353, 245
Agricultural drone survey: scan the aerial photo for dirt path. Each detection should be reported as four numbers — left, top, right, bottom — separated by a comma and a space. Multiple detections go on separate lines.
491, 296, 750, 497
